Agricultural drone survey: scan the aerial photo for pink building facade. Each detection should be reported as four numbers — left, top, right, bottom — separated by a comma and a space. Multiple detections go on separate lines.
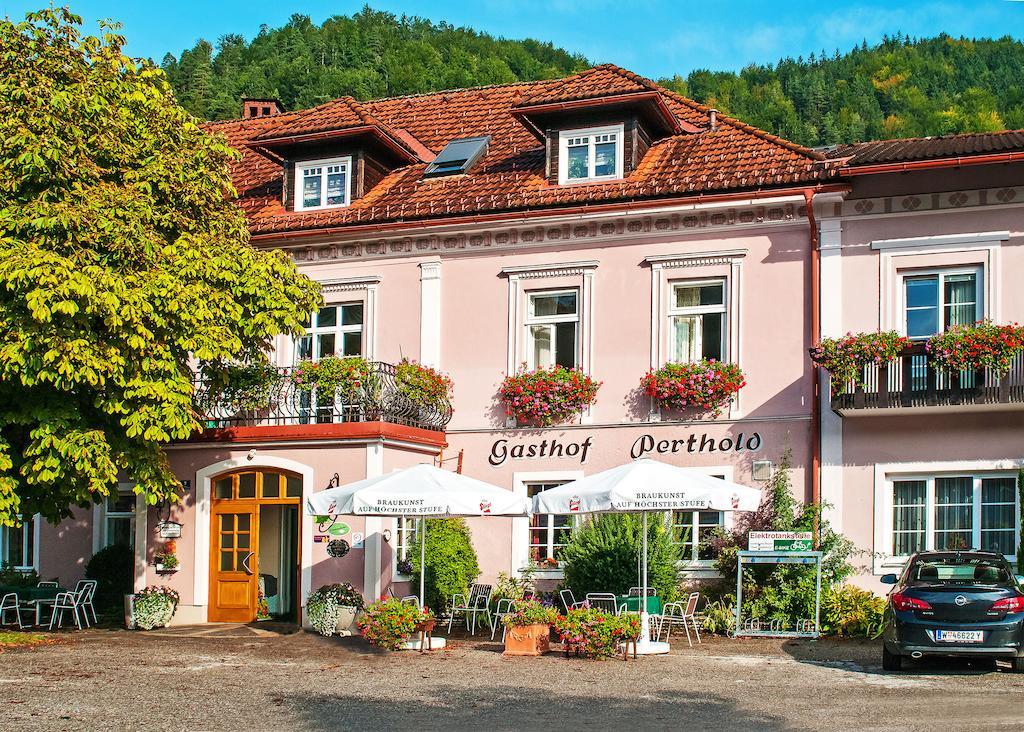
5, 66, 1023, 625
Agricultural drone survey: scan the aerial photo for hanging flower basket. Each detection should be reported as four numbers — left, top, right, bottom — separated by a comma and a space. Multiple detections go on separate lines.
809, 331, 909, 391
641, 360, 746, 417
499, 365, 601, 427
927, 320, 1024, 375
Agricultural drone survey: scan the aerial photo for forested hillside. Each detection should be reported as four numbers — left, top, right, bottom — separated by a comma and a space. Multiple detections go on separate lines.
160, 8, 586, 121
162, 9, 1024, 147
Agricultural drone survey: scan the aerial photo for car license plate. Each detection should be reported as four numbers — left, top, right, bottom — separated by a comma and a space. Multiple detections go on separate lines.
935, 630, 984, 643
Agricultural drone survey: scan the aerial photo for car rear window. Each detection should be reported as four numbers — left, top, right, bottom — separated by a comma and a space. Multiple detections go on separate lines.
910, 556, 1013, 586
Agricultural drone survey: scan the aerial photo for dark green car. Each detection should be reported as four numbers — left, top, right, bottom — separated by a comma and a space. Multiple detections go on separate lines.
881, 551, 1024, 672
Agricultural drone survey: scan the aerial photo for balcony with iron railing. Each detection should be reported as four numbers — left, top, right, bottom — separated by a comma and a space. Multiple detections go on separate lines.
192, 361, 453, 434
826, 343, 1024, 415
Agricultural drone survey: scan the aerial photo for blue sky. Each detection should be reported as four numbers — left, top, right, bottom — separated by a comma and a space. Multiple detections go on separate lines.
5, 0, 1024, 78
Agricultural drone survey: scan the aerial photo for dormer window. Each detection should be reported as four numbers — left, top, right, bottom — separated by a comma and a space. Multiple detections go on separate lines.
296, 156, 351, 211
558, 124, 623, 184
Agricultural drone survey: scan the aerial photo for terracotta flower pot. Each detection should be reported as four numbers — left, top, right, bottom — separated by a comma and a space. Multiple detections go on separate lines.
503, 623, 551, 656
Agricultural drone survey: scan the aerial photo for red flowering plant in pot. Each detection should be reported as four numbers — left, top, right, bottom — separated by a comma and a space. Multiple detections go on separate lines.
809, 331, 909, 393
641, 360, 746, 418
927, 320, 1024, 375
395, 358, 453, 410
499, 365, 601, 427
357, 597, 434, 650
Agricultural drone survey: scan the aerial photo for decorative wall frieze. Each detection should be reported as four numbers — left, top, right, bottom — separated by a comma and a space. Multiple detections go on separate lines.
831, 186, 1023, 220
500, 260, 600, 279
284, 201, 806, 265
320, 275, 381, 293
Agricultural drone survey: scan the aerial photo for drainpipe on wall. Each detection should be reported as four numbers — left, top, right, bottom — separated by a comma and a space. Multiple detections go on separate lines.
804, 189, 822, 545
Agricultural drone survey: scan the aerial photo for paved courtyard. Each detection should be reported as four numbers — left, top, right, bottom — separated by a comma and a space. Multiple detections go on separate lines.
1, 627, 1021, 730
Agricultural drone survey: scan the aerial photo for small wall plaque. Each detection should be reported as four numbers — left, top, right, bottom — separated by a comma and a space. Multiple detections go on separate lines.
158, 521, 182, 539
326, 539, 350, 558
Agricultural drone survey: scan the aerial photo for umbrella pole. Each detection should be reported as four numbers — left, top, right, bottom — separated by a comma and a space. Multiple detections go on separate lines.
641, 512, 650, 644
419, 519, 426, 609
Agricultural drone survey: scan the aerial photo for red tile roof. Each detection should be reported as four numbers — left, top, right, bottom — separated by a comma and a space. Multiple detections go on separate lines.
827, 130, 1024, 166
205, 65, 834, 236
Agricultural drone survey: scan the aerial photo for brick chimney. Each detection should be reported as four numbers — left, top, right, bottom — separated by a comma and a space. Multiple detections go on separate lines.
241, 98, 284, 119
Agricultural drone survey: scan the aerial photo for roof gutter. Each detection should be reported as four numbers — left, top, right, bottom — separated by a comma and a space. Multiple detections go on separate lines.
842, 151, 1024, 176
249, 182, 851, 243
512, 91, 694, 134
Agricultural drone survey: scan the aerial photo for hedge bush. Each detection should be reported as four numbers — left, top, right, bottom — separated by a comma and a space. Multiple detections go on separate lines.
85, 542, 134, 612
560, 513, 680, 602
410, 518, 480, 614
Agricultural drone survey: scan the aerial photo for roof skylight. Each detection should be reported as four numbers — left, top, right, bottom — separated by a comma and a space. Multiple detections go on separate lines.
424, 135, 490, 177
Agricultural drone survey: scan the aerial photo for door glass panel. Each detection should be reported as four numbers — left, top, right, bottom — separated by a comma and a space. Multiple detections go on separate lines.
237, 533, 250, 549
220, 514, 233, 532
220, 550, 234, 571
286, 475, 302, 498
214, 477, 233, 500
261, 473, 281, 499
237, 513, 250, 531
238, 473, 256, 499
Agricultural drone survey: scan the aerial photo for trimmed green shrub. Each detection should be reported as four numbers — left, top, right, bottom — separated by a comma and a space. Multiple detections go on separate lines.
823, 584, 886, 638
560, 513, 680, 602
85, 543, 134, 612
411, 518, 480, 615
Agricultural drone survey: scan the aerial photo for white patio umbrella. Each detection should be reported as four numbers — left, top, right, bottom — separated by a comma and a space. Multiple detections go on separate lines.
306, 463, 529, 608
532, 458, 761, 655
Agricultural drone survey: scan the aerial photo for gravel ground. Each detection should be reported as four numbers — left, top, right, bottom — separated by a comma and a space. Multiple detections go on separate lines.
1, 628, 1022, 731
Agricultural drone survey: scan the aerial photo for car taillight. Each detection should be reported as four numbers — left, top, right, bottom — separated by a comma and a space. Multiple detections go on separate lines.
991, 596, 1024, 613
891, 592, 932, 611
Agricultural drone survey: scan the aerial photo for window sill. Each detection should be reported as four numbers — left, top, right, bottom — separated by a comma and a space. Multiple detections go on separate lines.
556, 176, 624, 187
294, 203, 350, 212
524, 567, 564, 581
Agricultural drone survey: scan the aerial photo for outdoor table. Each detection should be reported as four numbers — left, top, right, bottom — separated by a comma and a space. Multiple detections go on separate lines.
615, 595, 662, 615
0, 585, 65, 626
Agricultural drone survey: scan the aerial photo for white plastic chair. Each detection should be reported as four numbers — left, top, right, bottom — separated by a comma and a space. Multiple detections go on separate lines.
0, 592, 25, 629
447, 583, 493, 635
400, 595, 420, 608
585, 593, 619, 614
559, 589, 586, 612
49, 590, 87, 631
75, 580, 98, 624
657, 592, 702, 646
491, 598, 516, 641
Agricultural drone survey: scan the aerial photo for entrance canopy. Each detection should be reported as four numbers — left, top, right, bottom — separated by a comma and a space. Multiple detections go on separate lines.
531, 458, 761, 515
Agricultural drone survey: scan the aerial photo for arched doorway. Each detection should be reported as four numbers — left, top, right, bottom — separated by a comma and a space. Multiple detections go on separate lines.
209, 469, 302, 623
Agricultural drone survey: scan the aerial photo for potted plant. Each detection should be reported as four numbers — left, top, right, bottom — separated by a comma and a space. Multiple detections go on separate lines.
641, 359, 746, 418
499, 364, 601, 427
502, 600, 559, 656
293, 355, 374, 402
927, 320, 1024, 375
395, 358, 453, 410
809, 330, 909, 391
154, 539, 179, 573
128, 586, 180, 630
199, 361, 283, 416
553, 607, 641, 659
306, 582, 365, 637
357, 597, 433, 650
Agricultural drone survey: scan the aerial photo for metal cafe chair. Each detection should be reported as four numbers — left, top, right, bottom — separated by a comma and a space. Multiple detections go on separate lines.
559, 588, 586, 613
447, 583, 493, 635
49, 587, 89, 631
75, 579, 99, 625
585, 593, 619, 614
657, 592, 702, 646
491, 598, 516, 641
0, 592, 26, 629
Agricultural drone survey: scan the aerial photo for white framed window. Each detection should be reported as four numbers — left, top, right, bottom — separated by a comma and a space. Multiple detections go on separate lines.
295, 304, 364, 362
1, 516, 36, 572
526, 481, 573, 565
669, 279, 727, 362
393, 516, 421, 578
669, 472, 729, 565
557, 125, 624, 184
886, 473, 1018, 561
901, 267, 982, 339
295, 156, 351, 211
525, 290, 579, 370
104, 492, 137, 549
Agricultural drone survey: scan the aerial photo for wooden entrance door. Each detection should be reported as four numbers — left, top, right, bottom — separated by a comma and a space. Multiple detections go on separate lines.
208, 470, 303, 623
209, 506, 259, 622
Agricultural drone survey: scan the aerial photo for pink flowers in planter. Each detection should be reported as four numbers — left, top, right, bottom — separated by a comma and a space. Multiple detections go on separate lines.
809, 331, 909, 391
927, 320, 1024, 375
500, 365, 601, 427
641, 360, 746, 418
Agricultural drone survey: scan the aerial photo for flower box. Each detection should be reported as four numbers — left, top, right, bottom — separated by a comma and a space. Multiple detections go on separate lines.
809, 331, 909, 392
499, 365, 601, 427
642, 360, 745, 418
503, 623, 551, 656
927, 320, 1024, 375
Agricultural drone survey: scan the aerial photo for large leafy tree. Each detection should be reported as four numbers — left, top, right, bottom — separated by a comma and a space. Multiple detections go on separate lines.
0, 9, 321, 525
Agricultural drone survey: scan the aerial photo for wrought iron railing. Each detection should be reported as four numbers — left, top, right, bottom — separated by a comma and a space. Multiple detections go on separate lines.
825, 343, 1024, 412
193, 362, 453, 432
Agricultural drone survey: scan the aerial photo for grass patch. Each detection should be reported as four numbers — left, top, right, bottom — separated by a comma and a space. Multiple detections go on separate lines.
0, 630, 52, 649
